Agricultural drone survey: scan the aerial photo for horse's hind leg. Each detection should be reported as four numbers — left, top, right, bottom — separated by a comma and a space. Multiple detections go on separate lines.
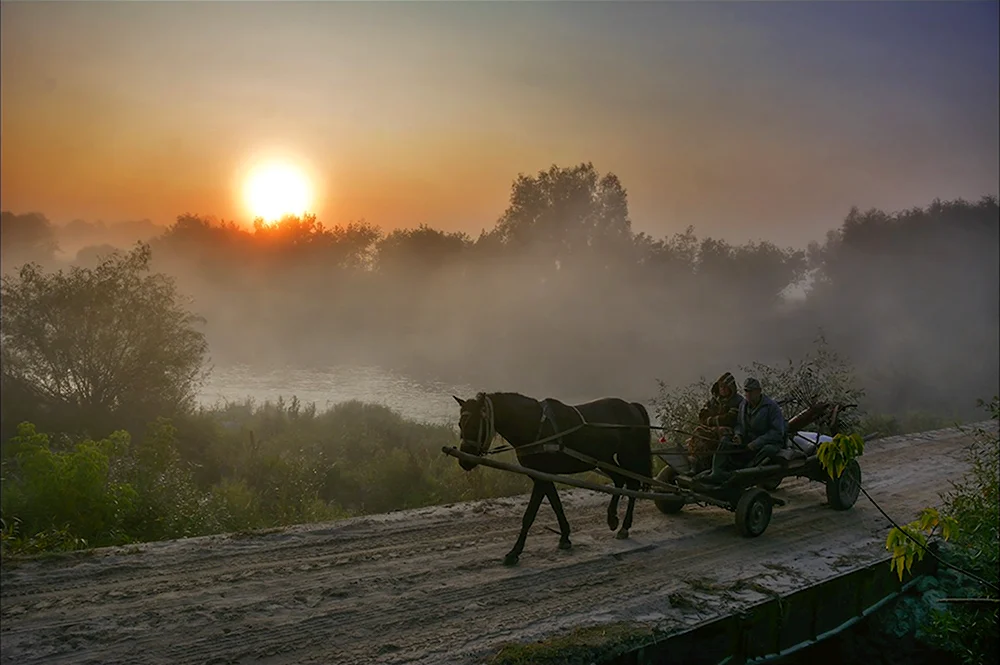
606, 473, 625, 531
505, 481, 545, 566
541, 482, 572, 550
617, 480, 640, 540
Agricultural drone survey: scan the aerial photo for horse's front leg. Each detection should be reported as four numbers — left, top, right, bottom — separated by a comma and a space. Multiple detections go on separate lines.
505, 481, 546, 566
541, 481, 572, 551
617, 482, 639, 540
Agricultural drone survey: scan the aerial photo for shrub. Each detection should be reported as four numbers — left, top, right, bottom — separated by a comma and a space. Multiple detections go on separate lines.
0, 423, 138, 550
921, 398, 999, 664
885, 397, 998, 665
652, 335, 866, 445
737, 333, 866, 433
0, 242, 208, 440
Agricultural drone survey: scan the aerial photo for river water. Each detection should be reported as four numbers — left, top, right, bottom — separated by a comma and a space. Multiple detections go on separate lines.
198, 363, 661, 426
198, 364, 476, 424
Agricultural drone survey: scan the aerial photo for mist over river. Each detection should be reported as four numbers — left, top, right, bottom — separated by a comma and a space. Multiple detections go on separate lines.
197, 364, 652, 426
198, 364, 478, 425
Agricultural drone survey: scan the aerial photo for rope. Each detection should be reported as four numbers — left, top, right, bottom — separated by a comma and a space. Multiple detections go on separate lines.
482, 421, 776, 456
849, 465, 1000, 595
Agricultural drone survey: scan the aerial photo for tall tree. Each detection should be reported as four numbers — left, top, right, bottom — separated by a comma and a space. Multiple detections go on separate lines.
493, 162, 634, 264
0, 212, 59, 270
1, 243, 209, 438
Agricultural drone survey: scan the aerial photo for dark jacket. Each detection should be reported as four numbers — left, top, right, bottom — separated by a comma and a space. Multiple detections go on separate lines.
735, 394, 787, 451
699, 372, 744, 429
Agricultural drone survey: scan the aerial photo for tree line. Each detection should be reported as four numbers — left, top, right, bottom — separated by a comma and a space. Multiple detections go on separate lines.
4, 163, 996, 418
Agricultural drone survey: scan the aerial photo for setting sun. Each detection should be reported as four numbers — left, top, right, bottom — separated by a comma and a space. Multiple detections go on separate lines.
243, 162, 313, 222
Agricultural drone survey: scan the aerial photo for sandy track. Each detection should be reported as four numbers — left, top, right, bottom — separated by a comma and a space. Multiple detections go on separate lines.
2, 422, 994, 665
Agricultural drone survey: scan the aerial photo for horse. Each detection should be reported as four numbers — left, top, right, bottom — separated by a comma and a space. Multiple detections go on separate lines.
452, 391, 653, 566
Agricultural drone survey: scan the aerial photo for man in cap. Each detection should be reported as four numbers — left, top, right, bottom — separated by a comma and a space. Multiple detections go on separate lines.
687, 372, 744, 474
699, 377, 787, 484
734, 377, 787, 458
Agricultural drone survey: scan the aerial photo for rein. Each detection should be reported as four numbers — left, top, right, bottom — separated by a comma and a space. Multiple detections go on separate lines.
475, 398, 683, 457
479, 397, 589, 457
486, 423, 588, 456
482, 424, 717, 456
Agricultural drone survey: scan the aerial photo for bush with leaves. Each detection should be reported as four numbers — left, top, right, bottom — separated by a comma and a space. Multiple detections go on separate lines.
242, 450, 345, 527
202, 397, 531, 516
0, 242, 209, 440
0, 423, 138, 552
885, 507, 958, 581
738, 333, 866, 433
817, 432, 866, 479
885, 397, 998, 665
201, 479, 261, 533
921, 399, 998, 664
0, 521, 89, 558
653, 334, 866, 446
119, 418, 209, 541
651, 376, 713, 447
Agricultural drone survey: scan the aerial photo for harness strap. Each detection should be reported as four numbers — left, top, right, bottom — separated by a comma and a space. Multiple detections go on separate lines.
534, 399, 587, 447
465, 393, 498, 454
482, 399, 592, 457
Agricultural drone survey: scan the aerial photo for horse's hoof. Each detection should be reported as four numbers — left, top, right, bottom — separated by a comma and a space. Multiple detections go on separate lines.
615, 528, 630, 540
607, 516, 619, 531
503, 553, 520, 566
558, 538, 572, 551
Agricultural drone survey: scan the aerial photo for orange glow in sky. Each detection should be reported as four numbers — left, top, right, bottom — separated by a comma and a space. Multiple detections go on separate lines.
0, 1, 996, 246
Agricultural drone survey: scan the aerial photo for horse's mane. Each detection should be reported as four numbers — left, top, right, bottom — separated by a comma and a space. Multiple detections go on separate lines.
478, 391, 533, 400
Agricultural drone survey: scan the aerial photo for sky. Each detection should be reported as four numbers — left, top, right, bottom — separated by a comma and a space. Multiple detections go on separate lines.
2, 0, 998, 248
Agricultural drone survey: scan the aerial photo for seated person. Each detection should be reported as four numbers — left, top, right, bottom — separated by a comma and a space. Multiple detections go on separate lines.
699, 377, 787, 483
687, 372, 744, 473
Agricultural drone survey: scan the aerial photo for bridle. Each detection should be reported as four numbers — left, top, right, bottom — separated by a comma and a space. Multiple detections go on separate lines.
461, 393, 497, 455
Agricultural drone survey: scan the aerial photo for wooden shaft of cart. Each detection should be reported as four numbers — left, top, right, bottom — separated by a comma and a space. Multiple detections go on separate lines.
439, 446, 731, 505
548, 444, 678, 493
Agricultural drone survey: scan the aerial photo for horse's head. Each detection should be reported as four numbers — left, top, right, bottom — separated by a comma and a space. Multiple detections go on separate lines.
453, 392, 497, 471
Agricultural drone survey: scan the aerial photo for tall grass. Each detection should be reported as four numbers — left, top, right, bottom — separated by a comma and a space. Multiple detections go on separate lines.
1, 398, 530, 559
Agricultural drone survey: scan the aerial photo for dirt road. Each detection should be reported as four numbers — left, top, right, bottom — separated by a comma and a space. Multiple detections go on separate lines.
1, 423, 993, 665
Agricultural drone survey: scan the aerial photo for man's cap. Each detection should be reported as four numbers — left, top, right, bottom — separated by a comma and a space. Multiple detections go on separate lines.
743, 377, 762, 392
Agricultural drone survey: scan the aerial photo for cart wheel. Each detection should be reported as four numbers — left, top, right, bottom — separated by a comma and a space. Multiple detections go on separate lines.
735, 488, 773, 537
758, 478, 782, 491
826, 459, 861, 510
654, 467, 685, 514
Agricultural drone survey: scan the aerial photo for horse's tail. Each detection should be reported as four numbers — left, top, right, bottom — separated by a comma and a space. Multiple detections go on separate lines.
631, 401, 654, 489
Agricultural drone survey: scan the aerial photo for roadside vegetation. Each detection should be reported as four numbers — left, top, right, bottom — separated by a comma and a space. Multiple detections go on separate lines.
882, 397, 999, 665
0, 403, 533, 557
485, 622, 668, 665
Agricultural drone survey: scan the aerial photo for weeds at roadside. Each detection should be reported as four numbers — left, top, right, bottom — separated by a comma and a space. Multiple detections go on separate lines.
486, 622, 667, 665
